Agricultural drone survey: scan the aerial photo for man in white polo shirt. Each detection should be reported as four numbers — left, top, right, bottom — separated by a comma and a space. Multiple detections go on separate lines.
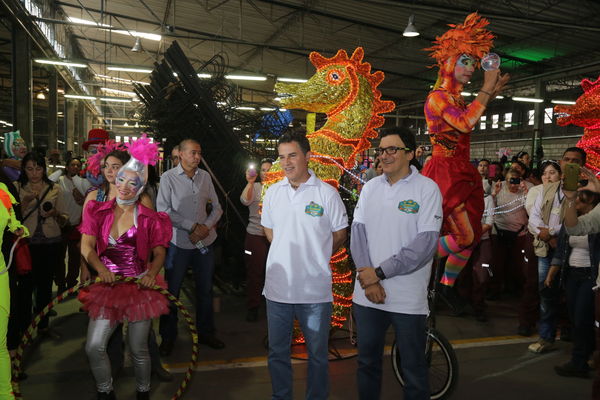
351, 128, 442, 400
261, 130, 348, 400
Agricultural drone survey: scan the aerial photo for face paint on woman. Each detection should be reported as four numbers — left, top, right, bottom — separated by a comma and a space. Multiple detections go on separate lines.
454, 54, 476, 85
115, 169, 143, 201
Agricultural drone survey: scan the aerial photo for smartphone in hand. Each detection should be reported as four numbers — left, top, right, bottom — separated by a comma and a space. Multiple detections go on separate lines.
563, 163, 581, 191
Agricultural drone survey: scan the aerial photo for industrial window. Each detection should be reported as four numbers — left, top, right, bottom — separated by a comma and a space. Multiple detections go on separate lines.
504, 113, 512, 128
480, 115, 486, 130
544, 107, 553, 124
492, 114, 499, 129
528, 110, 535, 126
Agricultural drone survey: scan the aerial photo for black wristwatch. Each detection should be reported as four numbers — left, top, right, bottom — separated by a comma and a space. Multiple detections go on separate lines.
375, 266, 386, 280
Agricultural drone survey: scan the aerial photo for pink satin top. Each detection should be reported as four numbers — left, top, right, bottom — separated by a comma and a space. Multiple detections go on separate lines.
79, 199, 172, 265
100, 225, 145, 277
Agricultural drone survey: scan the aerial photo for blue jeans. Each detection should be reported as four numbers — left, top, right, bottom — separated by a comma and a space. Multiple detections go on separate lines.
266, 299, 332, 400
538, 252, 558, 341
354, 303, 429, 400
159, 244, 216, 340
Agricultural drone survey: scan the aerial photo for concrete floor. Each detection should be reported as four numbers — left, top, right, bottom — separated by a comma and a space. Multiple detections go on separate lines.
14, 278, 592, 400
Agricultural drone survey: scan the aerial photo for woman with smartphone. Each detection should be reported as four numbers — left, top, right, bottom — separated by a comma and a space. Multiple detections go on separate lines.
545, 190, 600, 378
240, 158, 273, 322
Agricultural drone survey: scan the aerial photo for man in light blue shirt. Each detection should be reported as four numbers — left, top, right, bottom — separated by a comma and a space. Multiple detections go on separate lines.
157, 139, 224, 353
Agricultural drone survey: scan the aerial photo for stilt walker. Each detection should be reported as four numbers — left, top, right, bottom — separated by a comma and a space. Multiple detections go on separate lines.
422, 13, 509, 308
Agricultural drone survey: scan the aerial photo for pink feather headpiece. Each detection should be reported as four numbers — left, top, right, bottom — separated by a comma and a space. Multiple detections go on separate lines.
125, 134, 160, 166
87, 140, 125, 176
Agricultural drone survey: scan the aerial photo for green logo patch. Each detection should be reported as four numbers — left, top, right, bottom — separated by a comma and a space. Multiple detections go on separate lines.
398, 199, 419, 214
305, 201, 324, 217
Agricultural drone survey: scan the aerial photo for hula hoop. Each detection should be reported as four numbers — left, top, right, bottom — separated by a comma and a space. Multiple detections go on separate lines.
11, 276, 198, 399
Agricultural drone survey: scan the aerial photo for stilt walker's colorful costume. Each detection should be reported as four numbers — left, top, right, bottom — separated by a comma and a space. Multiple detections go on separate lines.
78, 135, 172, 397
0, 184, 27, 399
422, 13, 494, 287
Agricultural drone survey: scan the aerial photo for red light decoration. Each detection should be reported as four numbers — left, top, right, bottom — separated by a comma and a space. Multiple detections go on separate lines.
555, 75, 600, 173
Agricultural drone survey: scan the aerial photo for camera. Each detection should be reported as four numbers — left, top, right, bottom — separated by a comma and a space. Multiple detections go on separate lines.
509, 177, 521, 185
42, 201, 53, 212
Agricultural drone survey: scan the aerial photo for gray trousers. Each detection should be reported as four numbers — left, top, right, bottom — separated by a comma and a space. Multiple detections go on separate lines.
86, 318, 152, 393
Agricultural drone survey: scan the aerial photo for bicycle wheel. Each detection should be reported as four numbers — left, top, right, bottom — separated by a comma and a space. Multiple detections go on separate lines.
391, 328, 458, 399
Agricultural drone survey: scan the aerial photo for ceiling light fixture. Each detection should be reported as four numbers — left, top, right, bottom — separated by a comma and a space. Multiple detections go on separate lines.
36, 92, 46, 100
551, 99, 576, 105
403, 15, 420, 37
100, 87, 137, 97
235, 106, 257, 111
95, 74, 150, 86
35, 59, 88, 68
512, 96, 544, 103
197, 73, 212, 79
131, 37, 144, 52
277, 77, 308, 83
100, 97, 133, 103
461, 92, 472, 97
260, 107, 276, 111
107, 66, 153, 73
67, 16, 111, 28
225, 75, 267, 81
64, 94, 97, 100
108, 30, 161, 41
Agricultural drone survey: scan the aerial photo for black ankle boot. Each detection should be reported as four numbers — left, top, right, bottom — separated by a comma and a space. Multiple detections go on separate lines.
97, 391, 116, 400
136, 391, 150, 400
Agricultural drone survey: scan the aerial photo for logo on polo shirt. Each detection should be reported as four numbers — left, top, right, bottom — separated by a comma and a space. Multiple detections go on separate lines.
305, 201, 324, 217
398, 199, 419, 214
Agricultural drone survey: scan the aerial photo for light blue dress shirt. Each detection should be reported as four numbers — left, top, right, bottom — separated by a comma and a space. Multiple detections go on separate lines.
157, 164, 223, 249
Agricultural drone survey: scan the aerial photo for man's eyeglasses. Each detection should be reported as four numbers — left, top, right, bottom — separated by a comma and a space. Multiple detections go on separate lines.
374, 146, 411, 156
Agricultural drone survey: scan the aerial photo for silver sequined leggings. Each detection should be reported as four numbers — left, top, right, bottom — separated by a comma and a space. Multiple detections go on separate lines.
86, 318, 151, 393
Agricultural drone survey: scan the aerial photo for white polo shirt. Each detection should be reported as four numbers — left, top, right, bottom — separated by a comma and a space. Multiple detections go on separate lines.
261, 170, 348, 304
352, 167, 442, 315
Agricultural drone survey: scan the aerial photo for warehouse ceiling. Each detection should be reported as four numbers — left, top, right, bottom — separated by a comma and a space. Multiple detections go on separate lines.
24, 0, 600, 117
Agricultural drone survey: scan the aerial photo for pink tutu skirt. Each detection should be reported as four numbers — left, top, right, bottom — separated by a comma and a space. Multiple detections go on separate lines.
78, 274, 169, 323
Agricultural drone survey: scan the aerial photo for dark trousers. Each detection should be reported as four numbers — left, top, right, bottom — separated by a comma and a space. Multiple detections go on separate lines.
58, 225, 81, 290
565, 267, 595, 370
592, 291, 600, 399
244, 233, 269, 310
160, 245, 216, 340
30, 242, 61, 330
457, 238, 491, 312
354, 303, 429, 400
491, 233, 538, 328
7, 270, 33, 350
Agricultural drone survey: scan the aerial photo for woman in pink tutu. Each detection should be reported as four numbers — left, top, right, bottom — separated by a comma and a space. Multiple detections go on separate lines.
79, 135, 172, 400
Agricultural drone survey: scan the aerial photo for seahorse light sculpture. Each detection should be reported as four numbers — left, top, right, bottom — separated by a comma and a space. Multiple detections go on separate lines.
554, 76, 600, 174
265, 47, 395, 329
